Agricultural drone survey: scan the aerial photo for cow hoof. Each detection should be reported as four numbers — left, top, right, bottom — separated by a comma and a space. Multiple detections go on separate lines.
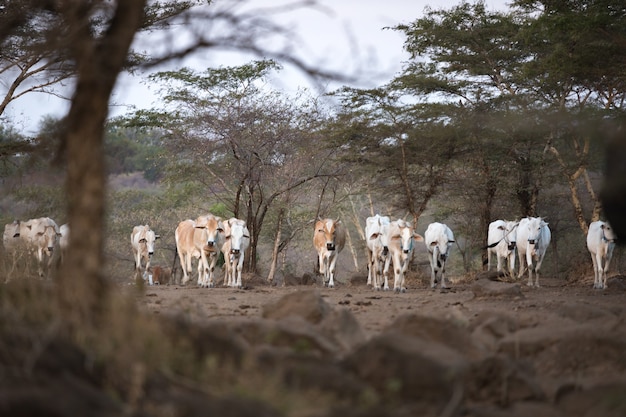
401, 288, 406, 293
394, 288, 400, 293
374, 287, 381, 291
383, 287, 390, 292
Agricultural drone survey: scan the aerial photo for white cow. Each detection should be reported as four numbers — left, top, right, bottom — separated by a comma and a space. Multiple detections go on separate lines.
131, 225, 160, 277
517, 217, 551, 287
424, 222, 455, 289
587, 220, 617, 290
382, 219, 423, 293
175, 214, 224, 287
313, 218, 346, 288
365, 214, 391, 290
487, 220, 518, 275
59, 223, 70, 263
7, 217, 61, 278
221, 217, 250, 288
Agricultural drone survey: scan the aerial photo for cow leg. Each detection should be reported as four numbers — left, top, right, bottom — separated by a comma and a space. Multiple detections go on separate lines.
440, 261, 448, 289
601, 257, 608, 290
381, 256, 390, 291
367, 249, 373, 286
382, 256, 391, 291
429, 251, 438, 289
496, 255, 504, 273
327, 253, 337, 288
235, 255, 244, 288
36, 248, 45, 278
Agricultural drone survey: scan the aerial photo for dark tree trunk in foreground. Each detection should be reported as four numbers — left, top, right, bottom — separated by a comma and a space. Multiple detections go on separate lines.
57, 1, 147, 322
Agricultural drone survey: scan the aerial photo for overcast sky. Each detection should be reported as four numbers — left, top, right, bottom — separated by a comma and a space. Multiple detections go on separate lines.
5, 0, 510, 135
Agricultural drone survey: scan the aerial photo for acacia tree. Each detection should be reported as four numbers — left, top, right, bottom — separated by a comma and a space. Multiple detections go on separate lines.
131, 60, 341, 274
0, 0, 347, 321
512, 0, 626, 233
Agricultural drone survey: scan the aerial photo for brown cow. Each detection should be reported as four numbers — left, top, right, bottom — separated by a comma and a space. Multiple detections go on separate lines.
313, 218, 346, 288
175, 214, 224, 287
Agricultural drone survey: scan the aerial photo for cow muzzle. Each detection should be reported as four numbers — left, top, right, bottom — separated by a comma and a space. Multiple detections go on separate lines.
326, 243, 336, 251
508, 242, 516, 250
382, 246, 389, 256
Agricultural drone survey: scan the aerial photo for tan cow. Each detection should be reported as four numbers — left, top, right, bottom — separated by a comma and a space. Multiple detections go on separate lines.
131, 225, 160, 277
175, 214, 224, 287
5, 217, 61, 278
221, 217, 250, 288
382, 219, 424, 293
313, 218, 346, 288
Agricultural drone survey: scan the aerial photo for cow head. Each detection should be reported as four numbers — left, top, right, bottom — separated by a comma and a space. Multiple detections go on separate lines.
318, 218, 341, 251
601, 222, 617, 243
140, 227, 160, 256
225, 218, 249, 256
395, 220, 423, 254
505, 221, 518, 250
195, 215, 224, 251
526, 217, 547, 245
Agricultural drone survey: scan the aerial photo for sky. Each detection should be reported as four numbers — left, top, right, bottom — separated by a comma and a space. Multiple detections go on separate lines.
3, 0, 510, 135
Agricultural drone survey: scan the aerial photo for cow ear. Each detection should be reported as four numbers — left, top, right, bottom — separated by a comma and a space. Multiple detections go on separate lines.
155, 234, 161, 239
414, 233, 424, 242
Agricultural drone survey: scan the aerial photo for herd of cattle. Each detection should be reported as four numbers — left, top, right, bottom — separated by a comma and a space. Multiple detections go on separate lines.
1, 214, 618, 291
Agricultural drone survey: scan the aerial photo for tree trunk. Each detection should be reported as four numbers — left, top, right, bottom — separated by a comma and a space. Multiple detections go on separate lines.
57, 1, 146, 323
266, 208, 284, 283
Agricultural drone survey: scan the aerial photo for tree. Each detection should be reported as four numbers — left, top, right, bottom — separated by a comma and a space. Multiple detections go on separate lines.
0, 0, 349, 321
129, 60, 341, 274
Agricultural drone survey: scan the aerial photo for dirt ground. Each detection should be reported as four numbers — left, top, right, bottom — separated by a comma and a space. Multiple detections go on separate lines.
134, 271, 626, 416
138, 272, 626, 339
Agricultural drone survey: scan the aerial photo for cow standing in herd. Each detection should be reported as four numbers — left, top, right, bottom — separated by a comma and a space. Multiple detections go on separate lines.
221, 217, 250, 288
313, 218, 346, 288
383, 219, 423, 293
486, 220, 518, 276
586, 220, 616, 290
175, 214, 224, 288
2, 217, 61, 279
131, 224, 160, 279
517, 216, 551, 287
424, 222, 455, 289
365, 214, 391, 290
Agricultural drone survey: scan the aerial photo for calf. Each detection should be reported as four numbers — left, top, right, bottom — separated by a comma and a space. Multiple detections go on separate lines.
382, 219, 423, 293
517, 217, 551, 287
313, 218, 346, 288
587, 220, 616, 289
424, 222, 455, 289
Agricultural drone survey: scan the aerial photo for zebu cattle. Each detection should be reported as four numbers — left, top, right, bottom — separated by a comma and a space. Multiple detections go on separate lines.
131, 225, 160, 276
424, 222, 455, 289
382, 219, 423, 293
175, 215, 224, 287
516, 217, 551, 287
221, 218, 250, 288
487, 220, 518, 275
365, 214, 391, 290
587, 220, 617, 289
313, 218, 346, 288
6, 217, 61, 278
